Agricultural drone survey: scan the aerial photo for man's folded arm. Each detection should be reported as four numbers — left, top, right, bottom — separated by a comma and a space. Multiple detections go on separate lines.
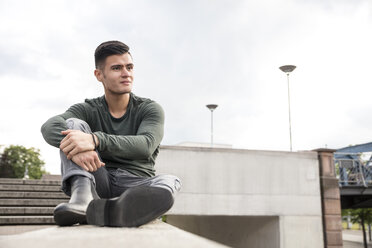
41, 112, 78, 148
94, 103, 164, 160
41, 103, 89, 148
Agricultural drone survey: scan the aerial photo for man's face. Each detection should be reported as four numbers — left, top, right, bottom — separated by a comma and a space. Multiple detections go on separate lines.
95, 53, 134, 95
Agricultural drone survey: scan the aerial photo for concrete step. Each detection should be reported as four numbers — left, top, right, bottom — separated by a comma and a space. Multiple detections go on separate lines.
0, 199, 68, 207
0, 184, 61, 192
0, 207, 54, 215
41, 174, 62, 180
0, 216, 55, 225
0, 178, 65, 225
0, 191, 68, 199
0, 178, 61, 186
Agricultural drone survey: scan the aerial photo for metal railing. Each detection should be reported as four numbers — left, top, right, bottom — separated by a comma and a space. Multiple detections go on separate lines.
335, 153, 372, 187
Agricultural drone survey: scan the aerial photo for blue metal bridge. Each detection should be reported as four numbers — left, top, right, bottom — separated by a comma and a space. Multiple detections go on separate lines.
335, 142, 372, 208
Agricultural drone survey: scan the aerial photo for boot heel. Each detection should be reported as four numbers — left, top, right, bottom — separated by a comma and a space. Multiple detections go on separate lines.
54, 203, 87, 226
86, 199, 107, 226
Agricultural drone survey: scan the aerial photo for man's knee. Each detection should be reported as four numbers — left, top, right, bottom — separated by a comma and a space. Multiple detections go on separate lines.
153, 174, 181, 194
66, 118, 92, 133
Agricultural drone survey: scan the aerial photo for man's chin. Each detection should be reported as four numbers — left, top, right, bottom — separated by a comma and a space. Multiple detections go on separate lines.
105, 90, 132, 96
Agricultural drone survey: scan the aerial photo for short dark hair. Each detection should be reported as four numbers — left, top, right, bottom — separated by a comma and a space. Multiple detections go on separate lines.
94, 40, 130, 69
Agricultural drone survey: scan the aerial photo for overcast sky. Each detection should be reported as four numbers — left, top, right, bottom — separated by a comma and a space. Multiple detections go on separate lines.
0, 0, 371, 174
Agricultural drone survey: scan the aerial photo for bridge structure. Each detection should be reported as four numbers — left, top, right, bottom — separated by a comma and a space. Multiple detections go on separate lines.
334, 142, 372, 209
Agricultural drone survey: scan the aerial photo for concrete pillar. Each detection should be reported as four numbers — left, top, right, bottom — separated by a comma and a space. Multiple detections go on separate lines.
315, 148, 343, 248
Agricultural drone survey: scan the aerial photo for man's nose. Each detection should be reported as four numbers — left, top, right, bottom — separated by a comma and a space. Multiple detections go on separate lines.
121, 68, 130, 77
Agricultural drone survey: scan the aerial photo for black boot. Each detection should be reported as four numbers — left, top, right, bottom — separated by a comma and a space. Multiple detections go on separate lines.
86, 186, 174, 227
54, 176, 98, 226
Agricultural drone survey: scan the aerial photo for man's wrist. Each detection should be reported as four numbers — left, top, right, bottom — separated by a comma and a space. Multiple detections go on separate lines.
92, 133, 99, 150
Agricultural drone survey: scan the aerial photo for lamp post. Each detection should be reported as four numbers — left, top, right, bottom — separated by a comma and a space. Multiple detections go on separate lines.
279, 65, 296, 152
23, 166, 29, 179
206, 104, 218, 147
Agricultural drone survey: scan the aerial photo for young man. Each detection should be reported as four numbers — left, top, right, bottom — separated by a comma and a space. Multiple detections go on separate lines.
41, 41, 181, 227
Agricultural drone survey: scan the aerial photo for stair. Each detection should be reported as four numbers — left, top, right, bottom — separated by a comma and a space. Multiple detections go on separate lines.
0, 178, 68, 225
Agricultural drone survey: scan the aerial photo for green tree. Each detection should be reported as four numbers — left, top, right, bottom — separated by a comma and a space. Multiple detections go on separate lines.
0, 145, 47, 179
343, 208, 372, 248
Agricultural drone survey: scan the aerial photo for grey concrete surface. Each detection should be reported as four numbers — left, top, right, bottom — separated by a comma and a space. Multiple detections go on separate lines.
0, 225, 53, 235
344, 241, 372, 248
157, 146, 322, 216
343, 229, 372, 248
0, 220, 229, 248
167, 215, 280, 248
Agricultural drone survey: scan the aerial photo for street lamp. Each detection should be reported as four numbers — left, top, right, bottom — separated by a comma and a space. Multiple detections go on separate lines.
279, 65, 296, 152
206, 104, 218, 147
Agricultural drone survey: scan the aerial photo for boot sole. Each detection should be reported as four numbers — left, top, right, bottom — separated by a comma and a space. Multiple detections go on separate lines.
54, 208, 87, 226
86, 186, 174, 227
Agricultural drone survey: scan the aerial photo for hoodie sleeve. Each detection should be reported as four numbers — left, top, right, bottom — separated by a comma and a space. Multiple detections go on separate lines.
40, 103, 89, 148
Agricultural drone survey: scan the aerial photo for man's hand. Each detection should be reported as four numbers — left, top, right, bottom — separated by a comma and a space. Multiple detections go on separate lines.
60, 130, 95, 159
71, 150, 105, 172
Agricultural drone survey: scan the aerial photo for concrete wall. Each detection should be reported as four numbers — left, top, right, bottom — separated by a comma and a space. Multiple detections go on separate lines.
167, 215, 280, 248
156, 146, 324, 248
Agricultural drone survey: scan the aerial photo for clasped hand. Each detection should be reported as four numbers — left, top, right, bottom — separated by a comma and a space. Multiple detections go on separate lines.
71, 150, 105, 172
60, 130, 105, 172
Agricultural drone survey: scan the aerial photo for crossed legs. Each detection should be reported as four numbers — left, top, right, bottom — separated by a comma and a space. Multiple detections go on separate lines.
56, 118, 181, 226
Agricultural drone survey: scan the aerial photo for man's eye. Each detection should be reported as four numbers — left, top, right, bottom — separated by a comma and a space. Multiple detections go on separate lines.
126, 65, 134, 71
112, 66, 121, 70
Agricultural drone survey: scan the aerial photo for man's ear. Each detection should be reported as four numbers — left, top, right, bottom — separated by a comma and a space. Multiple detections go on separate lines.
94, 69, 103, 82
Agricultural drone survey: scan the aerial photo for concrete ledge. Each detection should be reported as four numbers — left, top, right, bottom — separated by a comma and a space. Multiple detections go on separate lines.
0, 220, 228, 248
169, 194, 322, 216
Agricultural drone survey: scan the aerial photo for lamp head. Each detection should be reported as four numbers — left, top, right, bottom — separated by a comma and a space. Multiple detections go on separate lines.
279, 65, 296, 74
206, 104, 218, 111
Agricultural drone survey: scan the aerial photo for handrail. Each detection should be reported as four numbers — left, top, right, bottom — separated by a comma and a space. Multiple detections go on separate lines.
334, 157, 372, 187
